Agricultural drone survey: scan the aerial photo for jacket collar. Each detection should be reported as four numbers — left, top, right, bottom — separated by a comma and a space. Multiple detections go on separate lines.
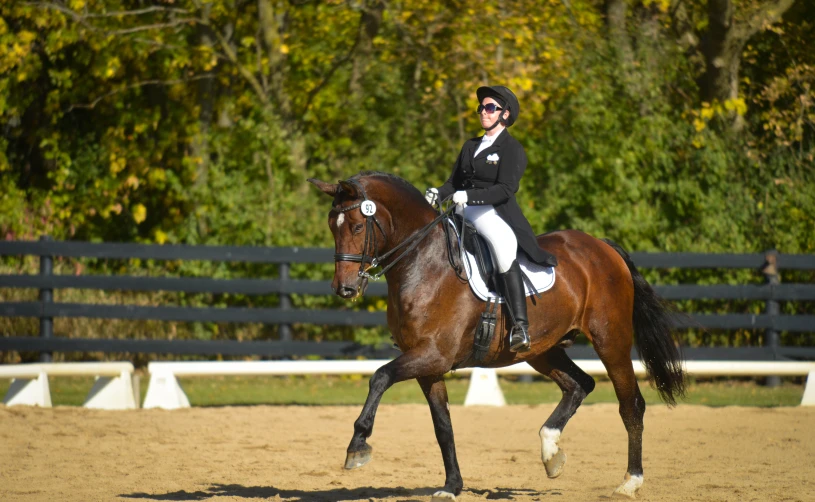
474, 128, 510, 159
462, 135, 480, 160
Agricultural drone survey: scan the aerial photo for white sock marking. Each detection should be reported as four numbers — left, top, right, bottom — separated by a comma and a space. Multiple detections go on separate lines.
540, 427, 561, 462
432, 490, 456, 500
616, 474, 644, 497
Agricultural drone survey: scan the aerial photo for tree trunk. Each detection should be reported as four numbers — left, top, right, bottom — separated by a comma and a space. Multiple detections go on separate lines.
258, 0, 291, 118
350, 1, 383, 95
604, 0, 662, 114
605, 0, 634, 69
699, 0, 738, 104
698, 0, 796, 105
192, 16, 216, 192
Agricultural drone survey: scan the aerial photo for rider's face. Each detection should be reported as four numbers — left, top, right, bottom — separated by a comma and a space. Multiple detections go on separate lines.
479, 97, 509, 129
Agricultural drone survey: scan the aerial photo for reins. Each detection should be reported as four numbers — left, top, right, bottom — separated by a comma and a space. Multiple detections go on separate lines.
333, 179, 463, 283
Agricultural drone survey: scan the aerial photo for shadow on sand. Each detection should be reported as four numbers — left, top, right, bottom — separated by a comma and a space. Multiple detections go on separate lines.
120, 483, 562, 500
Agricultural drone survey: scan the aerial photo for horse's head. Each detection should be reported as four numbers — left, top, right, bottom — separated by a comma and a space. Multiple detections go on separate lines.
308, 175, 395, 299
309, 172, 435, 300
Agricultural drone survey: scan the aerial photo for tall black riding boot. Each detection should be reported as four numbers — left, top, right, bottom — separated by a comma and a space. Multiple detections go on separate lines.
498, 260, 530, 352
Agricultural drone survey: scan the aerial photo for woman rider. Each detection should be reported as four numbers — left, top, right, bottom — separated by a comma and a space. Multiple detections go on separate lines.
425, 85, 557, 352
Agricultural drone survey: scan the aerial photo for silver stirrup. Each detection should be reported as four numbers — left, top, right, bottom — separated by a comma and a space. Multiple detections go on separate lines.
509, 324, 530, 352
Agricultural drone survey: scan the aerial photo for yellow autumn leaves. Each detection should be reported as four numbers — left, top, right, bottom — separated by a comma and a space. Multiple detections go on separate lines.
108, 153, 147, 225
694, 99, 749, 132
132, 203, 146, 224
691, 98, 749, 147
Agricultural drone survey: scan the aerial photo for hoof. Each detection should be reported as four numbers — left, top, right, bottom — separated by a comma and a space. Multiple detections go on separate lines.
543, 448, 567, 478
612, 473, 643, 499
431, 490, 456, 501
344, 444, 373, 470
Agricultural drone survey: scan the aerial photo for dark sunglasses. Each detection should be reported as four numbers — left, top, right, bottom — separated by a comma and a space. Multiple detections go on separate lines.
477, 103, 503, 114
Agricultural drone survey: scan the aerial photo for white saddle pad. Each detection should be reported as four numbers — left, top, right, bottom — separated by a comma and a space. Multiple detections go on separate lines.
461, 247, 556, 302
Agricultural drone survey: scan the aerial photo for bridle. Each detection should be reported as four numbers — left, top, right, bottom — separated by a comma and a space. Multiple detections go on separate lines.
332, 179, 388, 277
332, 179, 460, 287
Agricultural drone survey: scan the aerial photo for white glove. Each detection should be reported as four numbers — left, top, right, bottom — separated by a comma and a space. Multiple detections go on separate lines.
424, 187, 438, 206
453, 190, 468, 207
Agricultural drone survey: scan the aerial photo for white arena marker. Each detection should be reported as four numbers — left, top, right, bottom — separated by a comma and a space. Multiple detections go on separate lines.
464, 367, 506, 406
802, 370, 815, 406
84, 372, 138, 410
3, 371, 51, 407
143, 372, 191, 409
1, 363, 137, 410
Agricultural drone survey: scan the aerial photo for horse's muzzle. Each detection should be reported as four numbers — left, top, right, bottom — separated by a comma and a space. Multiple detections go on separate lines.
335, 277, 369, 299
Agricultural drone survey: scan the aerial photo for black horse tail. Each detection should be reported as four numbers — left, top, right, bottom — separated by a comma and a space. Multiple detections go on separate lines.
603, 239, 687, 406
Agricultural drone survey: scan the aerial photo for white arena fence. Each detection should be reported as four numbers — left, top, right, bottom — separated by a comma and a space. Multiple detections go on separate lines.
2, 360, 813, 410
140, 360, 815, 409
0, 362, 138, 409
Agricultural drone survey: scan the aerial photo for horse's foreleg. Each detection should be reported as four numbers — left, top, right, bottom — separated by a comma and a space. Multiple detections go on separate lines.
417, 375, 463, 500
345, 348, 451, 470
527, 348, 596, 479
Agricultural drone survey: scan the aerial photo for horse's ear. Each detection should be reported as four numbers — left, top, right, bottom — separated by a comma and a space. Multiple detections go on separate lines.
338, 180, 360, 199
307, 178, 339, 197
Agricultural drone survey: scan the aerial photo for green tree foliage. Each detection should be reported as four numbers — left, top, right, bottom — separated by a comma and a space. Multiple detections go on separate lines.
2, 0, 810, 249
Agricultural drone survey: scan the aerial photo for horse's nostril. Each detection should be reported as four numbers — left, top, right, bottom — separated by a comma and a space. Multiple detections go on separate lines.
337, 286, 357, 298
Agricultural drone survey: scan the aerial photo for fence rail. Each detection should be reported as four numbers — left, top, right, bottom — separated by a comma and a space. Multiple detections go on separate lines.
2, 275, 815, 301
1, 238, 814, 361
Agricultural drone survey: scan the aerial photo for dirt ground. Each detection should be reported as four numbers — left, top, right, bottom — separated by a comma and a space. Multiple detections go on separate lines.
1, 403, 813, 502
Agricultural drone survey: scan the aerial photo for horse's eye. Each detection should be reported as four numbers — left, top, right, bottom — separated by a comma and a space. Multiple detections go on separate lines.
352, 223, 364, 234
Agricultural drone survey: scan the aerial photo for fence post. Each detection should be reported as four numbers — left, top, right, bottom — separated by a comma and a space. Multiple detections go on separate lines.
762, 250, 780, 387
39, 235, 54, 363
278, 262, 292, 342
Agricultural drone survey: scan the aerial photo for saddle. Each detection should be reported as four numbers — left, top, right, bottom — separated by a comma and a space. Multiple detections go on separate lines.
453, 215, 500, 362
452, 214, 546, 363
454, 214, 497, 291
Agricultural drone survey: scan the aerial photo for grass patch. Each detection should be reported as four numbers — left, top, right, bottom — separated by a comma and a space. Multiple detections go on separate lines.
0, 374, 805, 407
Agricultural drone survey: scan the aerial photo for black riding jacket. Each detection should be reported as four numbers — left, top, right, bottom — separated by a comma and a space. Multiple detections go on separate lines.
437, 128, 558, 267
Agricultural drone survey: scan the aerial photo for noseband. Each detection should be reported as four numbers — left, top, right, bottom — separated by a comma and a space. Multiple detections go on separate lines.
332, 178, 458, 284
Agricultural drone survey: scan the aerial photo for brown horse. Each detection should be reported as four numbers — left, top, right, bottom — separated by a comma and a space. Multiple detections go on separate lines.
308, 171, 685, 500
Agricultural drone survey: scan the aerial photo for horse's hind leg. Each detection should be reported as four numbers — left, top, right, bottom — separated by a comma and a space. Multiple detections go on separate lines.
592, 324, 646, 498
417, 375, 463, 500
527, 348, 596, 479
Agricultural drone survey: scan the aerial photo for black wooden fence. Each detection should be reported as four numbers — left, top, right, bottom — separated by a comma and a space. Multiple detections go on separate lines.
1, 238, 814, 362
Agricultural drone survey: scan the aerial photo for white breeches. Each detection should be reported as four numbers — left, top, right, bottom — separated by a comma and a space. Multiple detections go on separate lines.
459, 204, 518, 273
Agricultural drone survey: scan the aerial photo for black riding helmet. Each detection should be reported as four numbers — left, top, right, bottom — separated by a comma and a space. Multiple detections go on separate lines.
476, 85, 520, 128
